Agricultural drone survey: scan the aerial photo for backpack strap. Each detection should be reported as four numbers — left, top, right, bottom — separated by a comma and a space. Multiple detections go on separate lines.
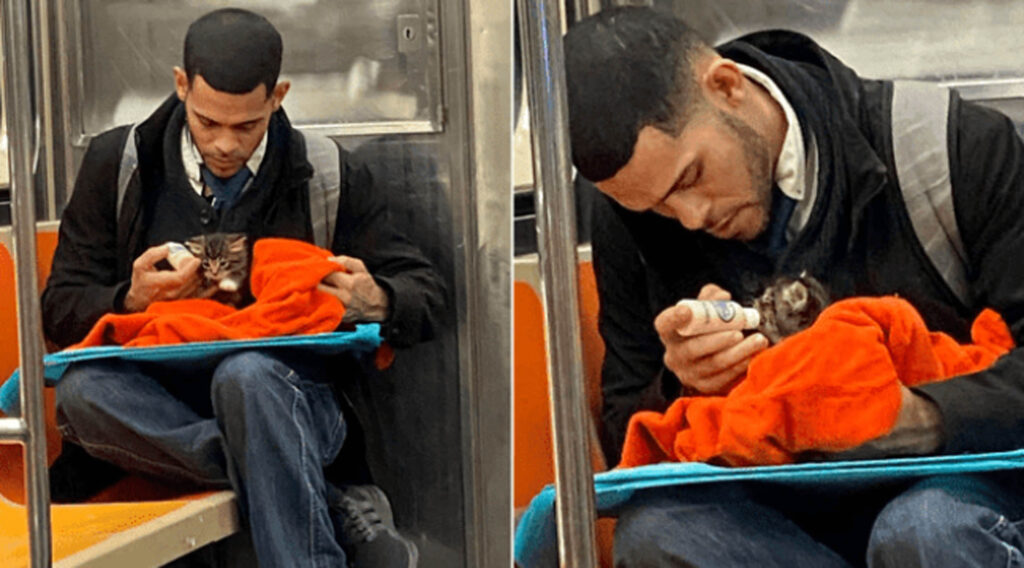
890, 80, 971, 306
301, 131, 342, 250
115, 123, 139, 225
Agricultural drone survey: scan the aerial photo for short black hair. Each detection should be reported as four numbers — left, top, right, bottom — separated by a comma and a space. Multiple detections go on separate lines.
564, 7, 710, 182
184, 8, 283, 96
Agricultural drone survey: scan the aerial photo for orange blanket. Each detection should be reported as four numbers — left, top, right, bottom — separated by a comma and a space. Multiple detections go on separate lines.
619, 297, 1015, 468
75, 238, 345, 348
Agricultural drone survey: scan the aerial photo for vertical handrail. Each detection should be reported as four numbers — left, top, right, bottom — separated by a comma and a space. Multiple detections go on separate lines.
2, 0, 53, 566
517, 0, 598, 566
31, 0, 59, 220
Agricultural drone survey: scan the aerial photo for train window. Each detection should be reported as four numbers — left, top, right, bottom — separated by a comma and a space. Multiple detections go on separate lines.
68, 0, 443, 143
657, 0, 1024, 127
661, 0, 1024, 82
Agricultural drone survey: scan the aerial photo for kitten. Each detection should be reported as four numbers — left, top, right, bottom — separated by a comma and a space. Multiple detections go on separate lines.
753, 271, 829, 344
184, 232, 250, 306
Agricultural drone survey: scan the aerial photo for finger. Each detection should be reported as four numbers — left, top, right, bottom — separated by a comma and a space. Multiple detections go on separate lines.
328, 255, 367, 274
655, 304, 694, 341
134, 244, 172, 271
690, 357, 752, 394
697, 283, 731, 301
677, 330, 744, 360
322, 270, 356, 290
174, 255, 201, 275
317, 283, 350, 303
690, 333, 769, 377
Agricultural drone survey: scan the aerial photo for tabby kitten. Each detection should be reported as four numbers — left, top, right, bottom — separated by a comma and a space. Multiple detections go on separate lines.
184, 232, 250, 306
753, 272, 830, 344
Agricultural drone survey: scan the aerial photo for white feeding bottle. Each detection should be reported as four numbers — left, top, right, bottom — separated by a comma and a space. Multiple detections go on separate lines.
676, 299, 761, 336
164, 242, 195, 271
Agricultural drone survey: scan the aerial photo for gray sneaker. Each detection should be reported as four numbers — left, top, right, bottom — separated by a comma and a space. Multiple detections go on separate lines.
328, 484, 419, 567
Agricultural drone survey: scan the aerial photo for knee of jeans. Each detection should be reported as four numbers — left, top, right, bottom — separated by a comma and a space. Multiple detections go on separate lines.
210, 352, 289, 406
54, 366, 100, 423
869, 486, 988, 557
613, 505, 681, 566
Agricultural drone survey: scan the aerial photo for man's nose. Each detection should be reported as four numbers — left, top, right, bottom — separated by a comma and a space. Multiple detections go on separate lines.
670, 194, 712, 231
212, 130, 239, 156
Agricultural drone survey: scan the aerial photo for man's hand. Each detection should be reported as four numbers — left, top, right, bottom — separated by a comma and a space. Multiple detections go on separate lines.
655, 283, 769, 394
318, 255, 390, 323
818, 385, 945, 461
123, 244, 210, 312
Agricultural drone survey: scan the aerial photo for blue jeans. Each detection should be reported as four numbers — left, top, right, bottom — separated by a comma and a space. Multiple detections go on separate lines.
614, 473, 1024, 567
55, 351, 349, 567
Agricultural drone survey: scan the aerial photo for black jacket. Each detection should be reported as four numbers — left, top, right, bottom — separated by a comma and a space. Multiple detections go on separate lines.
42, 95, 445, 350
594, 31, 1024, 465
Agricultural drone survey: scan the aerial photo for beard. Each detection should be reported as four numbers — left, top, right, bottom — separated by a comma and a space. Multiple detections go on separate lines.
715, 109, 774, 240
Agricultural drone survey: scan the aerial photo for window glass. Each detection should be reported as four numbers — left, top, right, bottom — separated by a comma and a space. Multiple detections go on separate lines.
73, 0, 441, 139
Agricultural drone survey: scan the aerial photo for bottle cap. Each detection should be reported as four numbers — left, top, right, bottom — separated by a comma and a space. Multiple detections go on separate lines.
743, 307, 761, 329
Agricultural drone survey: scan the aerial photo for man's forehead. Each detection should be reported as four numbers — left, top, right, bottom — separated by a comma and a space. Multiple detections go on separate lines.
597, 126, 688, 211
187, 74, 270, 122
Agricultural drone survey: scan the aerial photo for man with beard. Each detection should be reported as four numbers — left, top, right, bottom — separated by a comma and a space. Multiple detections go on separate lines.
564, 7, 1024, 566
43, 8, 442, 567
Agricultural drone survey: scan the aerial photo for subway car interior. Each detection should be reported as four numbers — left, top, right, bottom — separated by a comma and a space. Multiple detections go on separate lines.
0, 1, 508, 567
514, 0, 1024, 566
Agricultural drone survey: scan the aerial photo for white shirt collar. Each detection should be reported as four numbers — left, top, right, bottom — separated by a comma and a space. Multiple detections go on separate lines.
181, 121, 268, 196
737, 63, 818, 240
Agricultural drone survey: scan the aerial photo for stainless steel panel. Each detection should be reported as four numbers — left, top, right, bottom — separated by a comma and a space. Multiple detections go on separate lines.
458, 0, 512, 565
65, 0, 443, 144
332, 134, 465, 566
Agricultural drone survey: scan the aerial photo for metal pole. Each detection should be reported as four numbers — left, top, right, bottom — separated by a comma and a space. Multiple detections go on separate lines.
517, 0, 598, 566
0, 417, 27, 441
3, 0, 53, 565
31, 0, 58, 220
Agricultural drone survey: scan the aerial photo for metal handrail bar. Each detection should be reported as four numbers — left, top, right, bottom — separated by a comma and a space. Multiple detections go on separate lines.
0, 416, 28, 441
3, 0, 54, 565
517, 0, 598, 566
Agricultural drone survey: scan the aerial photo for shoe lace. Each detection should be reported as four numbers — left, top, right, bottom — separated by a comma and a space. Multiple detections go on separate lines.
338, 495, 384, 544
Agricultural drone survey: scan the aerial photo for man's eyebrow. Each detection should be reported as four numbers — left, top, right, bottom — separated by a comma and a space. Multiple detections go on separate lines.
193, 110, 218, 125
192, 111, 262, 128
650, 161, 693, 210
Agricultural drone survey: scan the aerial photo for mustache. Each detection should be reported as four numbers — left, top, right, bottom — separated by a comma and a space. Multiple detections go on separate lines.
203, 152, 246, 163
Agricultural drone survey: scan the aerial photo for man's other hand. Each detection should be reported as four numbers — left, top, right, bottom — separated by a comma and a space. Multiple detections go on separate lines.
815, 385, 945, 461
123, 244, 208, 312
655, 283, 769, 394
318, 255, 390, 323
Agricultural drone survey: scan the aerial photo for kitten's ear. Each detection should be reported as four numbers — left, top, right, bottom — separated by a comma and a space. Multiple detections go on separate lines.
184, 236, 204, 256
227, 234, 247, 253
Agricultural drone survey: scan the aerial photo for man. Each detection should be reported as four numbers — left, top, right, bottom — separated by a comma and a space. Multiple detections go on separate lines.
565, 7, 1024, 567
43, 8, 444, 567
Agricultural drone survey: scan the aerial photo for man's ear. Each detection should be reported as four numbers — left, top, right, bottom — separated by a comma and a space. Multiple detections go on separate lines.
173, 67, 189, 102
271, 80, 291, 111
699, 58, 745, 111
